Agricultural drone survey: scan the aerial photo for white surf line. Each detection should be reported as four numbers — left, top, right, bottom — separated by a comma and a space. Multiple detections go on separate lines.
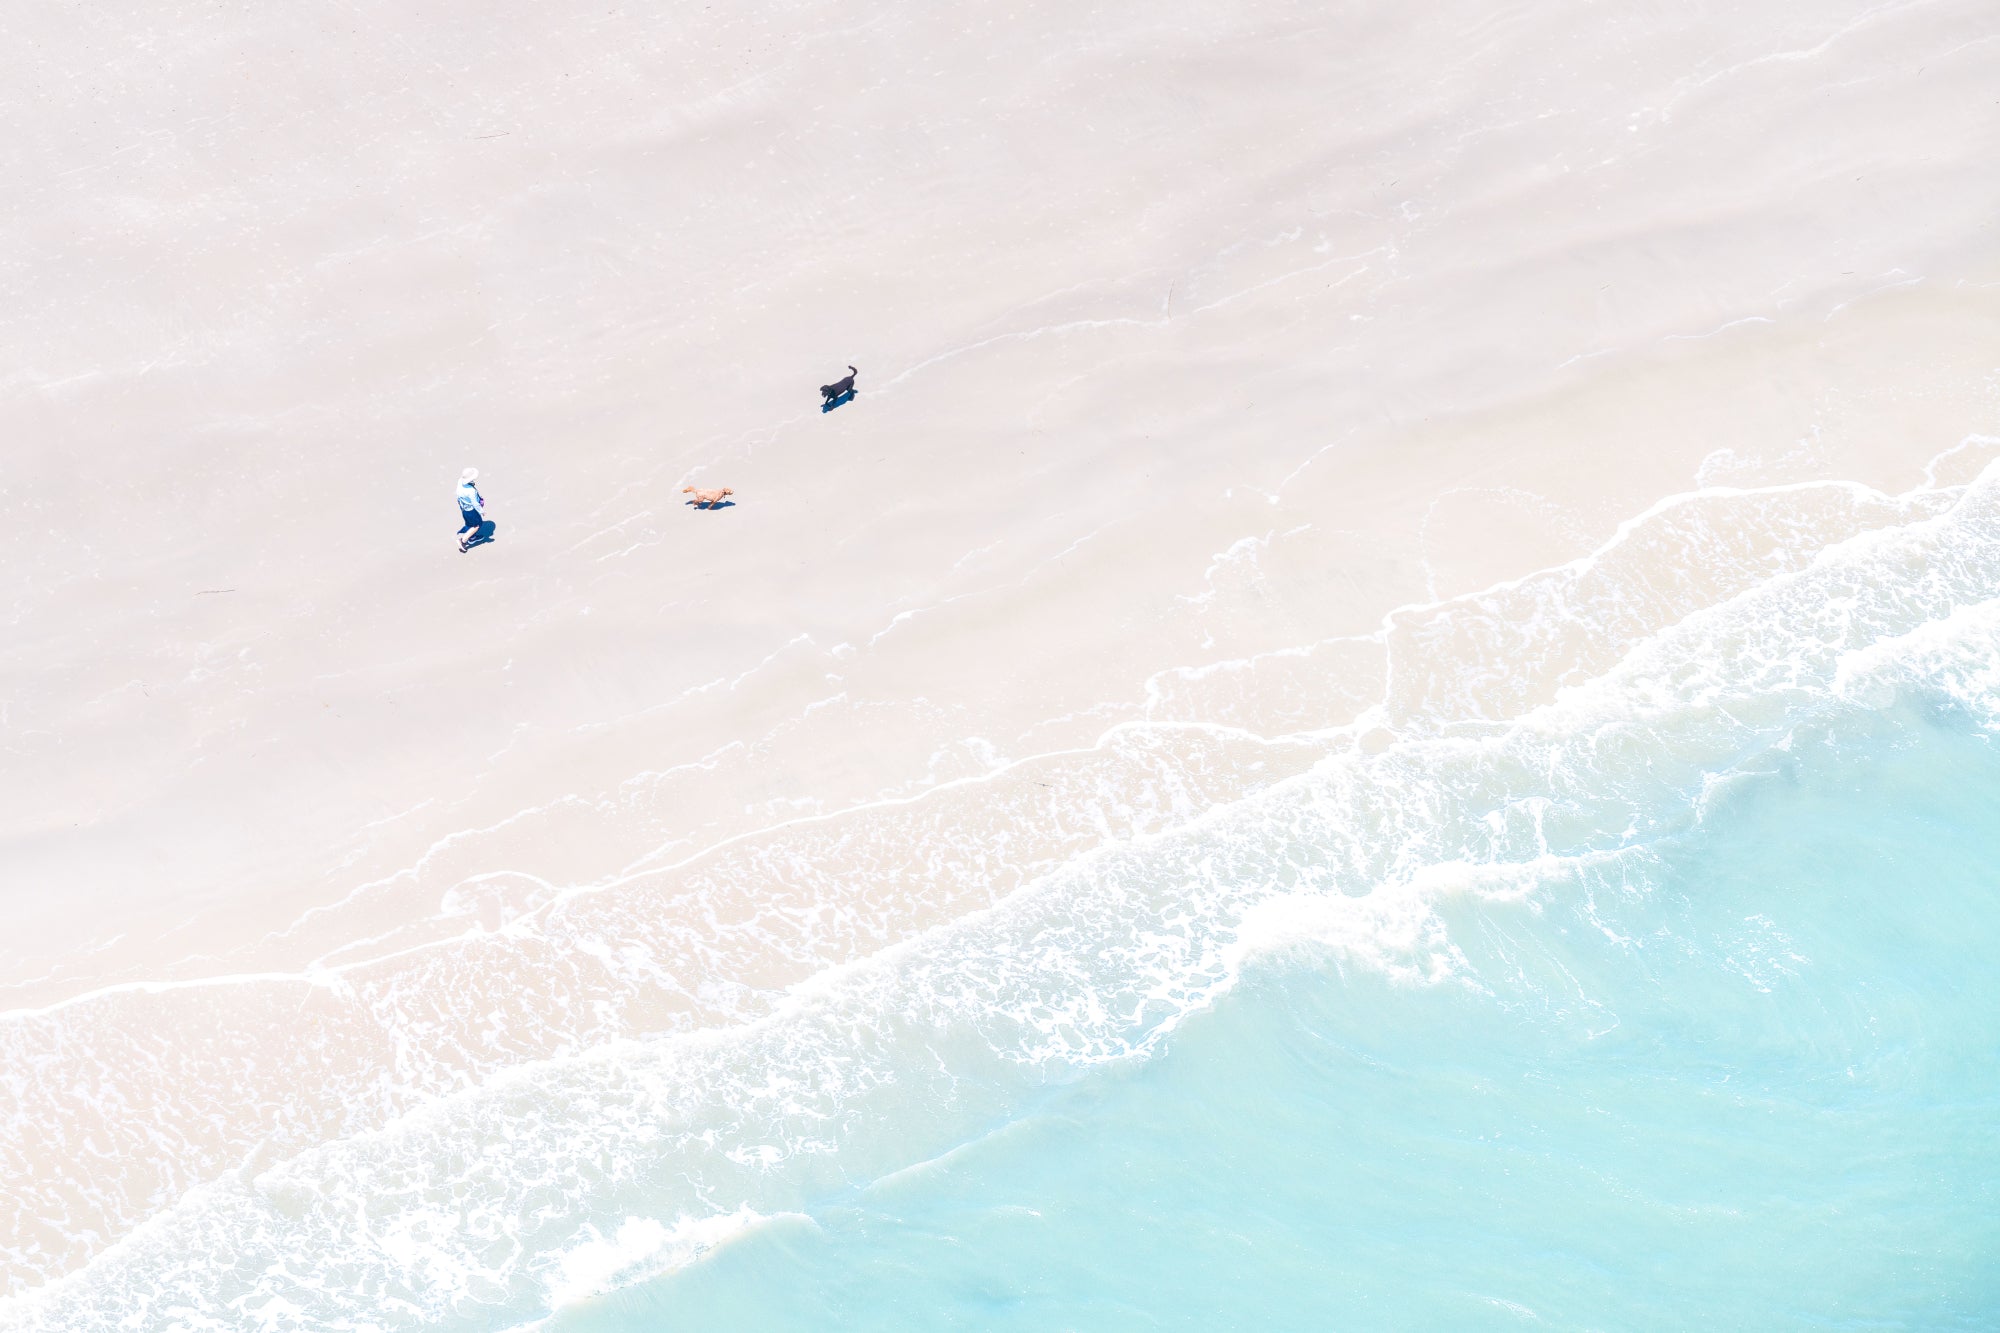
483, 435, 1980, 931
716, 407, 816, 463
283, 635, 817, 948
605, 699, 880, 881
298, 913, 469, 974
0, 714, 1282, 1029
14, 446, 1992, 1025
1375, 474, 1945, 640
617, 736, 753, 789
353, 796, 439, 836
247, 792, 591, 949
1655, 0, 1919, 123
562, 510, 655, 556
1416, 486, 1589, 604
864, 267, 1172, 398
1177, 524, 1314, 609
874, 244, 1383, 399
1141, 635, 1350, 711
7, 647, 942, 1015
865, 521, 1117, 648
948, 538, 1006, 574
1027, 521, 1113, 574
483, 719, 539, 767
1266, 424, 1359, 502
123, 792, 448, 972
1150, 437, 2000, 729
1928, 27, 2000, 65
1016, 699, 1140, 746
663, 406, 818, 488
318, 865, 574, 959
565, 632, 822, 739
865, 603, 953, 649
1430, 432, 1991, 618
78, 677, 152, 710
1824, 272, 1923, 321
594, 535, 664, 564
874, 313, 1165, 397
975, 269, 1168, 341
1922, 435, 2000, 490
1179, 247, 1386, 320
0, 933, 130, 1001
1, 897, 598, 1024
1023, 368, 1101, 430
1660, 314, 1775, 343
0, 966, 354, 1022
533, 716, 1274, 924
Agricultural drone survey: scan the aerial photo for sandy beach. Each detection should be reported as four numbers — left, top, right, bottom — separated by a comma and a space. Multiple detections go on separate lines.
4, 0, 1998, 1324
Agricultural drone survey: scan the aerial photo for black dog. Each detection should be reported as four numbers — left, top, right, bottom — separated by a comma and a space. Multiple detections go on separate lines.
819, 365, 857, 404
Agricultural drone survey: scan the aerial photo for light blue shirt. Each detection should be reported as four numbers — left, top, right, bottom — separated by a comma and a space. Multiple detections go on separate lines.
457, 481, 483, 512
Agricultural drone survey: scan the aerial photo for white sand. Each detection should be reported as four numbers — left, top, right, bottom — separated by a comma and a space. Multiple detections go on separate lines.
2, 0, 1998, 1299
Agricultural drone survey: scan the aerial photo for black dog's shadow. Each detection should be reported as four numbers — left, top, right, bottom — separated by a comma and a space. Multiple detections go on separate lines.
684, 499, 737, 510
464, 519, 499, 549
820, 389, 856, 414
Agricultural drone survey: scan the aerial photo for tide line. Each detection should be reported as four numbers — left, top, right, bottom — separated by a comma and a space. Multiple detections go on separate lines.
9, 439, 1991, 1027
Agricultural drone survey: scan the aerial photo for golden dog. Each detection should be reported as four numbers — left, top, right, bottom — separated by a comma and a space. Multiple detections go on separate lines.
682, 485, 734, 508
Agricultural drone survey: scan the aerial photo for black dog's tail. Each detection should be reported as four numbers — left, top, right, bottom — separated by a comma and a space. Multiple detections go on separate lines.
848, 365, 857, 376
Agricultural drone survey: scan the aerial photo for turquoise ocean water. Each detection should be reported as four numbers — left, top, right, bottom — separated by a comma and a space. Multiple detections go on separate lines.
559, 701, 2000, 1331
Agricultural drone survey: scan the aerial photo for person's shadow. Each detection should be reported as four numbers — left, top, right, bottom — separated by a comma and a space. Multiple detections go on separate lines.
464, 518, 499, 549
820, 388, 856, 413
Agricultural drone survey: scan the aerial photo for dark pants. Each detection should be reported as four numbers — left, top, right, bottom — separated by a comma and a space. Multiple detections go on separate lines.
458, 506, 483, 535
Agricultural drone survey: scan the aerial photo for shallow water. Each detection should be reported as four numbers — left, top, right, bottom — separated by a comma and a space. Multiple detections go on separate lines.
564, 702, 2000, 1330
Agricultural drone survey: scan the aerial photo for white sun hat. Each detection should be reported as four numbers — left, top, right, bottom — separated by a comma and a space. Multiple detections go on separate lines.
460, 468, 478, 483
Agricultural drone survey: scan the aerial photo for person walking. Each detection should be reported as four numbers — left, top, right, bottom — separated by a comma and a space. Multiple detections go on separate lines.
456, 468, 486, 552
